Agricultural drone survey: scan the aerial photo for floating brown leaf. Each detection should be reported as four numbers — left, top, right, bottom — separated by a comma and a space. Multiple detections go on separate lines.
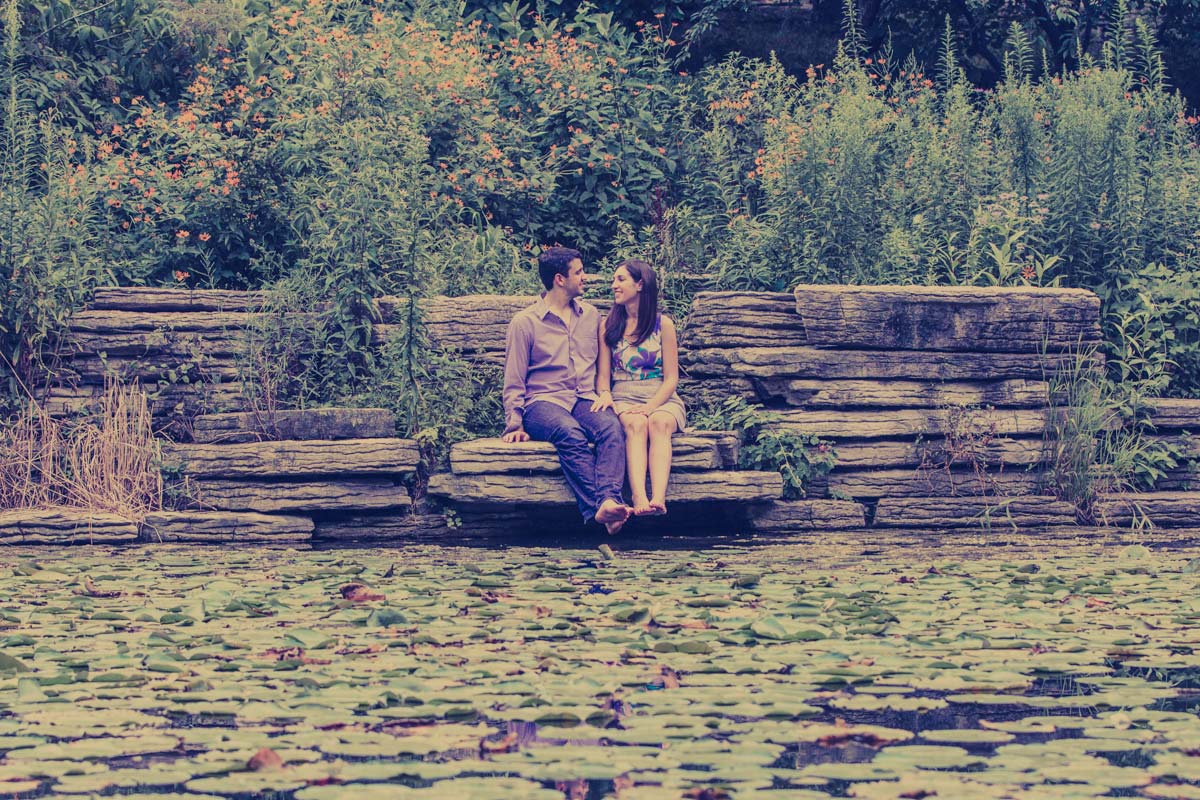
247, 748, 284, 771
480, 731, 519, 754
340, 583, 385, 602
76, 575, 121, 599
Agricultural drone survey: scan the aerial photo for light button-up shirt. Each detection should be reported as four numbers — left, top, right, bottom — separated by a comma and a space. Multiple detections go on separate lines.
502, 295, 601, 434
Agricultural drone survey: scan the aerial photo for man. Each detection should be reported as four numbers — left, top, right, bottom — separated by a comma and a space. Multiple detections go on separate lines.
502, 246, 632, 534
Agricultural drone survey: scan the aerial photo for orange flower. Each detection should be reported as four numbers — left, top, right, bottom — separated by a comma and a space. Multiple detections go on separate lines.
174, 270, 190, 281
176, 230, 190, 239
199, 232, 211, 242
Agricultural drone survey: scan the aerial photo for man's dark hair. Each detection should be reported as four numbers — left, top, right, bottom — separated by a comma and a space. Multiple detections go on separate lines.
538, 246, 582, 291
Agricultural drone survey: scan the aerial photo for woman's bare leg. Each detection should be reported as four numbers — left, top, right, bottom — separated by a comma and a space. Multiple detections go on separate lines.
620, 411, 651, 514
647, 411, 677, 515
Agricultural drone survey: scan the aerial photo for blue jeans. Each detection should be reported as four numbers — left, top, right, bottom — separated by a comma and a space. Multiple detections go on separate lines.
523, 399, 626, 522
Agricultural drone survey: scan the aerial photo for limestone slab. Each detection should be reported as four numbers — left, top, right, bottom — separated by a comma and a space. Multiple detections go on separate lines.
1097, 492, 1200, 528
745, 500, 867, 532
69, 310, 264, 335
683, 346, 1096, 381
189, 479, 412, 513
141, 511, 312, 542
0, 508, 138, 544
757, 378, 1050, 409
89, 287, 266, 312
313, 511, 450, 542
60, 330, 249, 359
793, 284, 1101, 352
823, 467, 1043, 499
832, 437, 1046, 468
427, 470, 783, 505
450, 435, 724, 475
684, 292, 806, 348
167, 438, 420, 478
1146, 399, 1200, 431
775, 408, 1054, 439
192, 408, 397, 444
873, 496, 1077, 528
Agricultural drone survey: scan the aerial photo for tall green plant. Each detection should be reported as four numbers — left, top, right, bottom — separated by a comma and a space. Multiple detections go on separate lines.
0, 0, 105, 410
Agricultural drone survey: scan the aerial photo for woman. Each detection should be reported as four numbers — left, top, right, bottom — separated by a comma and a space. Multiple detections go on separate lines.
592, 259, 686, 516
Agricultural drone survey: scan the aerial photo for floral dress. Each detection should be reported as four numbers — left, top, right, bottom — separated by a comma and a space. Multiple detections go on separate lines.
610, 313, 687, 430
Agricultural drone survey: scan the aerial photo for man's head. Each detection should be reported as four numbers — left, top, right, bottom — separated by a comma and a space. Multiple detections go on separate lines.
538, 246, 585, 297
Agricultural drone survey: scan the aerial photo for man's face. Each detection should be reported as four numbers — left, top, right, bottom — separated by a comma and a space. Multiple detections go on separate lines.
561, 258, 585, 298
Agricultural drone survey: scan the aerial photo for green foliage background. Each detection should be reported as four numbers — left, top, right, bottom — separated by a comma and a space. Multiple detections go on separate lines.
2, 0, 1199, 440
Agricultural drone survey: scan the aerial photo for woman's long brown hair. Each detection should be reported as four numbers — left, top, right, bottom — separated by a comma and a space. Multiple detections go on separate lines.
604, 259, 659, 349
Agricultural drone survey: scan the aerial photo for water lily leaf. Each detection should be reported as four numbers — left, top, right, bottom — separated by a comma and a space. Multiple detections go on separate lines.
0, 653, 30, 673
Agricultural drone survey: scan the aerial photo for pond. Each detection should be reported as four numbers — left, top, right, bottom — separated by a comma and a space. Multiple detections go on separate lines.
1, 539, 1199, 799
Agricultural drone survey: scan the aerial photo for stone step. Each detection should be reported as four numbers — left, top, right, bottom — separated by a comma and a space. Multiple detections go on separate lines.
192, 408, 396, 444
140, 511, 312, 542
89, 287, 266, 312
1097, 492, 1200, 528
59, 330, 249, 359
683, 346, 1097, 381
683, 292, 807, 349
0, 508, 138, 544
754, 378, 1051, 409
189, 479, 412, 513
449, 435, 730, 475
312, 511, 450, 543
376, 294, 613, 363
873, 496, 1078, 528
1146, 399, 1200, 431
822, 467, 1043, 499
793, 284, 1101, 352
166, 438, 420, 479
776, 408, 1067, 440
427, 470, 783, 506
745, 500, 867, 532
68, 310, 266, 335
58, 358, 241, 385
832, 437, 1046, 469
42, 383, 244, 419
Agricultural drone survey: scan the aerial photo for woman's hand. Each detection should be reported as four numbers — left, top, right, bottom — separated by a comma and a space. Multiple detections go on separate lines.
624, 403, 658, 416
591, 391, 614, 413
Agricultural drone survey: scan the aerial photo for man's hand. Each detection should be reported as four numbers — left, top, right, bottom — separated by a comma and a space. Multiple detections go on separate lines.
590, 391, 614, 413
501, 429, 531, 443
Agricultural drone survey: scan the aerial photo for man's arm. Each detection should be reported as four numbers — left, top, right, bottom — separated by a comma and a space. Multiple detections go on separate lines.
501, 316, 532, 442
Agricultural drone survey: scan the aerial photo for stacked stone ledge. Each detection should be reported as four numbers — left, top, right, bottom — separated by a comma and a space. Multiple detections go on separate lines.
158, 408, 429, 544
682, 285, 1118, 534
13, 284, 1195, 544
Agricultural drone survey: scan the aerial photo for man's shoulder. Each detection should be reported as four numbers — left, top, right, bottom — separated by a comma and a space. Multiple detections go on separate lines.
509, 300, 544, 327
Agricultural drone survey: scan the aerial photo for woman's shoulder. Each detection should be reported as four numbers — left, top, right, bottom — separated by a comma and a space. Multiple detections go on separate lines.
658, 313, 677, 332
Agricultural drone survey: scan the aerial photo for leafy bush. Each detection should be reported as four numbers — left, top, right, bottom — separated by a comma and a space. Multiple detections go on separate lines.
691, 395, 836, 499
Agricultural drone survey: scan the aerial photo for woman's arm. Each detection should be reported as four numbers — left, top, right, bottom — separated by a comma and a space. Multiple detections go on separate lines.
591, 318, 614, 412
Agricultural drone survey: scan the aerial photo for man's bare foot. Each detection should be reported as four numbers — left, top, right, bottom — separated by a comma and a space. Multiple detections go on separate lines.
645, 499, 667, 516
605, 516, 628, 536
595, 498, 630, 526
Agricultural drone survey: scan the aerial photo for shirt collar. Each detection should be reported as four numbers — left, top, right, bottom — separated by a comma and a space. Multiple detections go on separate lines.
534, 293, 584, 319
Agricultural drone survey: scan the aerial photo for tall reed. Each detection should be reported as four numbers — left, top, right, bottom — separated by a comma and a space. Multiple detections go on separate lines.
0, 383, 163, 519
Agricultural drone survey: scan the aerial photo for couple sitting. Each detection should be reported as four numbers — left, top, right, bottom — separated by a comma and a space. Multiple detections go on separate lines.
501, 247, 686, 534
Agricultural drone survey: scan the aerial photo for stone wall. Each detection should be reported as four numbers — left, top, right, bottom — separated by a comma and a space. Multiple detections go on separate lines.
8, 284, 1196, 544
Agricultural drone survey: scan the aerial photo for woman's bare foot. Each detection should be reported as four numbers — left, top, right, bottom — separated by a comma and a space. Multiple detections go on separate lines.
629, 493, 653, 516
645, 498, 667, 516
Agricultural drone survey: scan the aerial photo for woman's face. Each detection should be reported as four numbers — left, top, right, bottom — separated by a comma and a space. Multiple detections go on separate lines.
611, 266, 643, 307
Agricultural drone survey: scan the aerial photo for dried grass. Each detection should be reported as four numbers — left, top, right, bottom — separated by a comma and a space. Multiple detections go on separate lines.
0, 382, 163, 519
